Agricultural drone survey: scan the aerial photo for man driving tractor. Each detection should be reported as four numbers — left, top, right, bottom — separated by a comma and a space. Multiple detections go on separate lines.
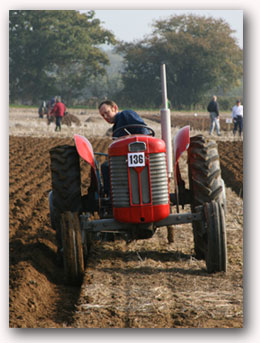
98, 100, 149, 196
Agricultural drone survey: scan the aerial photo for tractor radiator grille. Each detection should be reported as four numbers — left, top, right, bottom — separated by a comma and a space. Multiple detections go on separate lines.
110, 155, 130, 207
110, 152, 168, 207
149, 153, 169, 205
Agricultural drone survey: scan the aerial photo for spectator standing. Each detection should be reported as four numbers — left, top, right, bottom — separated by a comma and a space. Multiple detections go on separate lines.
51, 96, 66, 131
207, 95, 221, 136
231, 100, 243, 136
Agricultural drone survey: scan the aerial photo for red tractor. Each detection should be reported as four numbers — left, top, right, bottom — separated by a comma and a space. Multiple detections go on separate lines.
49, 123, 227, 285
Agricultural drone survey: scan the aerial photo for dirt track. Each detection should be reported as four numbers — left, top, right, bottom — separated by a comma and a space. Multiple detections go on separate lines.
9, 109, 243, 328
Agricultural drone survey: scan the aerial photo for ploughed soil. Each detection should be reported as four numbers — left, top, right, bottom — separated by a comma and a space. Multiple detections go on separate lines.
9, 109, 243, 328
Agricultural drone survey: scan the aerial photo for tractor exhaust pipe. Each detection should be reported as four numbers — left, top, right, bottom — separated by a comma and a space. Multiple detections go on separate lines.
160, 64, 173, 178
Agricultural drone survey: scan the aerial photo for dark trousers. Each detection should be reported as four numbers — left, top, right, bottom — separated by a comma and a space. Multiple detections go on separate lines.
233, 116, 243, 136
55, 116, 62, 130
101, 160, 110, 197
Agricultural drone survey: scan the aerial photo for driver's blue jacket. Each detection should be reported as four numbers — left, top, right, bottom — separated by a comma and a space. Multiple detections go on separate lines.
112, 110, 149, 137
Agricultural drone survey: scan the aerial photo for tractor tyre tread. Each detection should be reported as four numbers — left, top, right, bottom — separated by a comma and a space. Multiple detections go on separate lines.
188, 135, 225, 259
50, 145, 82, 213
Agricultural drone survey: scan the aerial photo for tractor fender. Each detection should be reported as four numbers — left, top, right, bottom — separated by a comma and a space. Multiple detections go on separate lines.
74, 134, 100, 191
74, 134, 96, 170
173, 126, 190, 196
173, 125, 190, 166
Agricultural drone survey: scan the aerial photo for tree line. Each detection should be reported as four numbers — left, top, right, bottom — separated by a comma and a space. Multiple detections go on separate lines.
9, 10, 243, 110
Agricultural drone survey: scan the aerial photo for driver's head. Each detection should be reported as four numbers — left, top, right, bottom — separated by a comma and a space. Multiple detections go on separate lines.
99, 100, 118, 124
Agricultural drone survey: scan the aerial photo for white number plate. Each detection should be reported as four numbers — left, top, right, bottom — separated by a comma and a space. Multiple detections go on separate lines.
128, 152, 145, 167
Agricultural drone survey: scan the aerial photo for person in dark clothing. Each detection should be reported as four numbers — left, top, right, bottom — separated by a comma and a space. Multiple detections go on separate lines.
207, 95, 221, 136
99, 100, 149, 137
47, 96, 56, 118
38, 100, 47, 118
98, 100, 149, 196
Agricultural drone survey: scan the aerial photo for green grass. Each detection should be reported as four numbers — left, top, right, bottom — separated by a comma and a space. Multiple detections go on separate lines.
9, 104, 37, 109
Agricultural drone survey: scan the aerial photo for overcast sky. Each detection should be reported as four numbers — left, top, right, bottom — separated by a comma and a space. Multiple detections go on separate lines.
91, 9, 243, 48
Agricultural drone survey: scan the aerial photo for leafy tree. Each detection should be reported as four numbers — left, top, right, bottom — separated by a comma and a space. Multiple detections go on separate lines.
79, 49, 124, 105
117, 15, 243, 109
9, 10, 116, 104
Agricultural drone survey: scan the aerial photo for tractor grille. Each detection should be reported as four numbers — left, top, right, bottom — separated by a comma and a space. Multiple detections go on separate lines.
110, 152, 168, 207
149, 153, 169, 205
110, 155, 130, 207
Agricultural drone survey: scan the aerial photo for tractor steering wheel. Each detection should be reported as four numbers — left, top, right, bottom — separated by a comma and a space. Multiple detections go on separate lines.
112, 124, 155, 138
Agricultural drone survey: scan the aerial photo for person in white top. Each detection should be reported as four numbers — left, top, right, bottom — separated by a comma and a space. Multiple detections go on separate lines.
231, 99, 243, 136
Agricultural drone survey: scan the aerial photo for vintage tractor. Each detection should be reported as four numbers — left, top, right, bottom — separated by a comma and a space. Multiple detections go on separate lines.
49, 67, 227, 285
49, 126, 227, 285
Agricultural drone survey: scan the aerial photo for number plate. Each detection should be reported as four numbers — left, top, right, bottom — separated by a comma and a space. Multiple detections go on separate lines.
128, 152, 145, 167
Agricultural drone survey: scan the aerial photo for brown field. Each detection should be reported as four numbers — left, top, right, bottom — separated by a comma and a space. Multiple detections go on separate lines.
9, 109, 243, 328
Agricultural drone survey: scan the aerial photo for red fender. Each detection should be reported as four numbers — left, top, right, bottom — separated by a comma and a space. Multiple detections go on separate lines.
173, 125, 190, 187
173, 126, 190, 211
75, 132, 100, 182
74, 134, 96, 169
173, 125, 190, 165
74, 134, 99, 190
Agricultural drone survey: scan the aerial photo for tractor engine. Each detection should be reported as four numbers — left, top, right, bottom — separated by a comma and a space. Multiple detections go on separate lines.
108, 135, 170, 224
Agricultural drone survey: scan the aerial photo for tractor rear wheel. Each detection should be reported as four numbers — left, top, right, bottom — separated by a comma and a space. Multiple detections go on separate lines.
50, 145, 85, 284
50, 145, 82, 213
204, 201, 227, 273
188, 135, 225, 260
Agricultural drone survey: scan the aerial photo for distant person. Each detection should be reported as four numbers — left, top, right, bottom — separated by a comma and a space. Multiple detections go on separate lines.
231, 99, 243, 136
47, 96, 56, 112
50, 96, 57, 108
98, 100, 149, 196
207, 95, 221, 136
50, 96, 66, 132
46, 96, 57, 121
38, 100, 47, 118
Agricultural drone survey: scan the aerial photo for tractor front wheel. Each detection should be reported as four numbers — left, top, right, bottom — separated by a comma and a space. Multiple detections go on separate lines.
60, 212, 85, 285
204, 201, 227, 273
50, 145, 85, 284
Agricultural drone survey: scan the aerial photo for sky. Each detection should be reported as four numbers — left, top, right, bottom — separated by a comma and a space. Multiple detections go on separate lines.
91, 9, 243, 48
